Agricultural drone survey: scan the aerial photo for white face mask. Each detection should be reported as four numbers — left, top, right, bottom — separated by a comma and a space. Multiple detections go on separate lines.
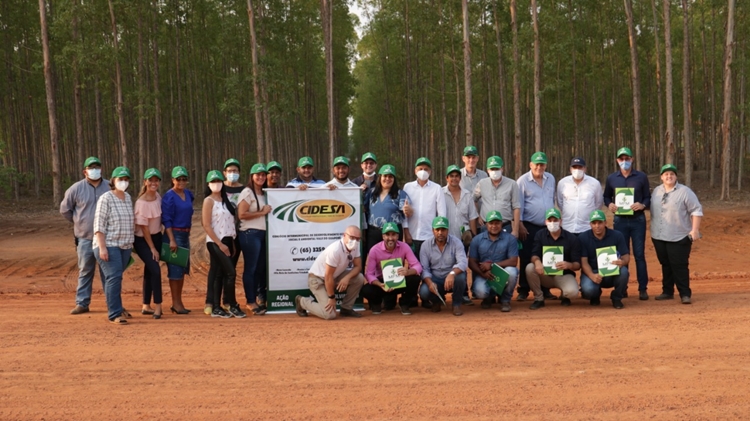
208, 183, 223, 193
546, 221, 561, 233
115, 180, 129, 192
489, 170, 502, 181
226, 173, 240, 183
416, 170, 430, 181
364, 172, 375, 178
571, 169, 584, 180
346, 239, 358, 251
87, 168, 102, 181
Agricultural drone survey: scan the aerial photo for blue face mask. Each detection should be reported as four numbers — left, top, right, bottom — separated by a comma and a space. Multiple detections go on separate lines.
618, 160, 632, 171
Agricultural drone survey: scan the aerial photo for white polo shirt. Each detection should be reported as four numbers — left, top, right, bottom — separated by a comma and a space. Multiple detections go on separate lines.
309, 238, 360, 279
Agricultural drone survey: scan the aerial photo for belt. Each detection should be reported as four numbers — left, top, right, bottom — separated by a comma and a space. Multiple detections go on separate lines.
502, 220, 512, 227
172, 227, 191, 232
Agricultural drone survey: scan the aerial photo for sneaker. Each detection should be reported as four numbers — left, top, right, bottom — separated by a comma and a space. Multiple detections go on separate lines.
480, 297, 492, 309
655, 294, 675, 300
295, 295, 308, 317
639, 291, 649, 300
400, 305, 412, 315
70, 305, 89, 315
452, 306, 463, 316
204, 304, 213, 315
612, 300, 624, 309
339, 308, 363, 318
560, 297, 572, 307
681, 296, 692, 304
529, 300, 545, 310
370, 304, 382, 315
462, 296, 474, 306
590, 298, 601, 306
500, 302, 511, 312
211, 307, 231, 319
229, 305, 247, 318
516, 292, 529, 302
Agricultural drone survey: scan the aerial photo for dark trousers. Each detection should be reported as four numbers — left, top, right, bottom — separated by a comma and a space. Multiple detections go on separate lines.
652, 237, 693, 298
133, 233, 163, 305
614, 213, 649, 291
206, 237, 238, 308
518, 221, 547, 295
360, 275, 421, 308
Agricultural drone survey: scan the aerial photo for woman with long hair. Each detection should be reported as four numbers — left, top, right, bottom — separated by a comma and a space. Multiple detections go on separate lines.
133, 168, 164, 319
363, 165, 411, 261
162, 166, 193, 315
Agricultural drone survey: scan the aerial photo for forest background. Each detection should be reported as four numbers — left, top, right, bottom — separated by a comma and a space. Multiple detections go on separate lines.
1, 0, 747, 206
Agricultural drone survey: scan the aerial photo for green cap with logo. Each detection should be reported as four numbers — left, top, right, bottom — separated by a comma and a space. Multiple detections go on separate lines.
486, 156, 504, 169
616, 147, 633, 157
297, 156, 314, 167
378, 164, 396, 176
463, 145, 478, 156
206, 170, 225, 183
251, 163, 268, 174
144, 168, 162, 180
361, 152, 377, 163
660, 163, 678, 175
111, 166, 131, 179
382, 222, 400, 234
432, 216, 449, 229
83, 156, 101, 169
530, 151, 548, 164
445, 164, 461, 176
589, 209, 606, 222
172, 166, 189, 179
333, 156, 350, 167
267, 161, 282, 171
224, 158, 240, 170
415, 157, 432, 168
545, 208, 561, 220
485, 210, 503, 223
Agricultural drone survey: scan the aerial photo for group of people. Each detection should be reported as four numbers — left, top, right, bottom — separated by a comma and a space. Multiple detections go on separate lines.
61, 144, 703, 324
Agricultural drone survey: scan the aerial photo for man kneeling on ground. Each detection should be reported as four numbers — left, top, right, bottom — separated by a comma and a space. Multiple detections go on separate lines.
418, 217, 468, 316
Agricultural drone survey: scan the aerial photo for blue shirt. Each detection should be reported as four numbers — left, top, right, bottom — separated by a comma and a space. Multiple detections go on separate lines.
364, 188, 410, 228
469, 230, 518, 263
517, 170, 556, 225
577, 228, 629, 272
162, 189, 194, 229
419, 234, 468, 280
603, 169, 651, 213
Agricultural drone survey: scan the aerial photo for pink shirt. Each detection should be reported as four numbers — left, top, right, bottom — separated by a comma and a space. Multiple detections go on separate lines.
134, 193, 162, 237
364, 240, 422, 283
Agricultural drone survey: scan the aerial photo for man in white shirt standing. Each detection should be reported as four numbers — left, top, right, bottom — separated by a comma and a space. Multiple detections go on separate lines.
402, 157, 447, 259
557, 157, 603, 235
324, 156, 359, 189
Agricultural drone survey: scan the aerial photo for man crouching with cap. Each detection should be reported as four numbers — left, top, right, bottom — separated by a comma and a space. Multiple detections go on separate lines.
578, 210, 629, 309
418, 217, 468, 316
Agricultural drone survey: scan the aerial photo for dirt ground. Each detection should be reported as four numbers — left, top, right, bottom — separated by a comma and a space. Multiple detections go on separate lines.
2, 186, 750, 420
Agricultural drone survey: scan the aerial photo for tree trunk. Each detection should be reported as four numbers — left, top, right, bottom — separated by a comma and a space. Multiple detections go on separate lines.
137, 14, 146, 185
681, 0, 692, 186
462, 0, 473, 146
247, 0, 265, 162
152, 1, 163, 173
531, 0, 541, 152
720, 0, 735, 200
71, 6, 84, 168
738, 59, 745, 191
38, 0, 61, 206
108, 0, 128, 167
492, 3, 509, 161
569, 0, 579, 154
321, 0, 334, 165
624, 0, 642, 170
651, 0, 665, 168
510, 0, 522, 177
663, 0, 674, 164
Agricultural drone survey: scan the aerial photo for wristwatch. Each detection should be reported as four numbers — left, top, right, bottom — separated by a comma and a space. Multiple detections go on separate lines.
449, 270, 456, 276
328, 294, 336, 299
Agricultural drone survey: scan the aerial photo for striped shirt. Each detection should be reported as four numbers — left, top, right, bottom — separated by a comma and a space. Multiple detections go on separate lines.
93, 191, 134, 249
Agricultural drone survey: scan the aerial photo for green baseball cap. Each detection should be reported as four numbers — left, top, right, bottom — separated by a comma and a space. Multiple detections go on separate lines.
545, 208, 561, 220
530, 151, 548, 164
463, 145, 478, 156
267, 161, 282, 171
224, 158, 241, 170
660, 164, 678, 175
297, 156, 314, 167
382, 222, 400, 234
171, 166, 189, 179
144, 168, 162, 180
445, 164, 461, 176
206, 170, 225, 182
589, 209, 606, 222
616, 147, 633, 157
415, 157, 432, 168
83, 156, 101, 168
361, 152, 377, 163
432, 216, 449, 229
251, 163, 268, 174
486, 156, 504, 169
333, 156, 350, 167
111, 166, 131, 179
485, 210, 503, 223
378, 164, 397, 176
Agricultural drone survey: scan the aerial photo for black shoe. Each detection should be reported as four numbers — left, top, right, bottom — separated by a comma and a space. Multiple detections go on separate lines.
211, 307, 231, 319
170, 306, 189, 315
681, 296, 692, 304
639, 291, 649, 300
431, 303, 442, 313
462, 296, 474, 306
421, 300, 433, 309
400, 305, 412, 315
655, 294, 675, 300
590, 298, 601, 306
228, 305, 247, 318
370, 304, 382, 315
529, 300, 545, 310
516, 292, 529, 302
480, 297, 492, 309
560, 298, 572, 307
543, 292, 558, 300
294, 295, 308, 317
612, 300, 624, 309
340, 308, 363, 318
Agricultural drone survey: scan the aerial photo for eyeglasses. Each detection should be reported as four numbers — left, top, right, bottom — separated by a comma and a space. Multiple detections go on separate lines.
346, 233, 361, 241
661, 192, 670, 205
176, 177, 188, 182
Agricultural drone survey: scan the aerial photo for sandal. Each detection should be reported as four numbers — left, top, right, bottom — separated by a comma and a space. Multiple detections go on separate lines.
141, 308, 155, 315
245, 304, 266, 316
110, 317, 128, 325
121, 309, 133, 319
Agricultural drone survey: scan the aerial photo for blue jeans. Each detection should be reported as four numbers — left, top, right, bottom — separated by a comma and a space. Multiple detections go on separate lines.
580, 267, 629, 301
94, 246, 132, 320
472, 266, 519, 303
239, 229, 267, 305
165, 230, 190, 280
75, 239, 105, 307
418, 272, 467, 307
613, 213, 648, 291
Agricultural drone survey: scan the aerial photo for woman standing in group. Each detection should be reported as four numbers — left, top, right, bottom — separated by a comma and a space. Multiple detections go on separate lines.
363, 164, 412, 262
238, 163, 272, 315
93, 166, 135, 325
202, 170, 245, 319
133, 168, 164, 319
650, 164, 703, 304
162, 166, 193, 314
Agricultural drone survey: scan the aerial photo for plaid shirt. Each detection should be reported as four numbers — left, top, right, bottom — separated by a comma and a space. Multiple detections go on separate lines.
93, 191, 134, 249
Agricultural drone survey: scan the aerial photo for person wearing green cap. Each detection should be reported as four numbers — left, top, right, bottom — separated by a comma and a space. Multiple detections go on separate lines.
162, 166, 194, 314
444, 164, 478, 306
266, 161, 283, 188
324, 156, 358, 189
61, 156, 110, 315
473, 156, 520, 237
286, 156, 326, 189
468, 210, 519, 312
578, 210, 630, 309
650, 164, 703, 304
133, 168, 165, 318
403, 157, 446, 260
418, 217, 469, 316
222, 158, 244, 206
460, 145, 488, 193
526, 208, 582, 310
603, 146, 651, 300
93, 166, 135, 324
352, 152, 378, 189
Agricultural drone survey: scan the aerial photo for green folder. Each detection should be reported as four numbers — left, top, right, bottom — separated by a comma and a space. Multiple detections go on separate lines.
160, 242, 190, 268
542, 246, 564, 276
615, 187, 635, 215
596, 246, 620, 277
381, 258, 406, 289
488, 263, 510, 295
